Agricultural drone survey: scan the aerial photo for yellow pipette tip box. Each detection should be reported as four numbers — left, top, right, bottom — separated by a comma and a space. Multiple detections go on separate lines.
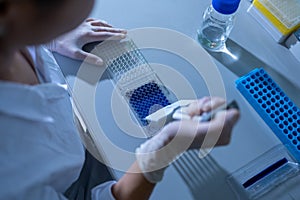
248, 0, 300, 43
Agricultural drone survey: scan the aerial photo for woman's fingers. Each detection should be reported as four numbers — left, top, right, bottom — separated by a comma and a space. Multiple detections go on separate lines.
86, 18, 96, 22
92, 26, 127, 34
83, 18, 127, 45
155, 98, 240, 152
207, 108, 240, 146
87, 18, 126, 34
181, 97, 210, 117
89, 19, 113, 28
181, 96, 225, 117
85, 31, 126, 43
202, 97, 226, 112
186, 107, 239, 149
214, 109, 240, 128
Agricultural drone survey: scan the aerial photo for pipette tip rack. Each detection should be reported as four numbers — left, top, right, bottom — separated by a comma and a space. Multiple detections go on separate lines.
236, 68, 300, 162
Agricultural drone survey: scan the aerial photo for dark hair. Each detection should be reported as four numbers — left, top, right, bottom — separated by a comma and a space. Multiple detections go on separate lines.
0, 1, 8, 13
32, 0, 63, 14
34, 0, 61, 8
0, 0, 61, 15
36, 0, 60, 4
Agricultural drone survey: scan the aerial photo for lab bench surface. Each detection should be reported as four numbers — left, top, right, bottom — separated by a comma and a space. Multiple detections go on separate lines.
55, 0, 300, 199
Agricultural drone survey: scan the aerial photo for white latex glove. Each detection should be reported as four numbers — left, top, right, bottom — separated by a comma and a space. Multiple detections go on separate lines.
136, 97, 240, 183
47, 18, 127, 65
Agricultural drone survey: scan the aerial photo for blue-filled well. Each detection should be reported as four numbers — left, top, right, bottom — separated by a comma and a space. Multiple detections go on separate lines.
128, 82, 171, 126
236, 68, 300, 162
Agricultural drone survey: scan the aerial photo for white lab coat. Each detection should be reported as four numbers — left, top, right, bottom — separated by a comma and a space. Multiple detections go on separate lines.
0, 46, 115, 200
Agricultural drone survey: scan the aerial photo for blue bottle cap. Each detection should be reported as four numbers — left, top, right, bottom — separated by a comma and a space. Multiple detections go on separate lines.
212, 0, 241, 14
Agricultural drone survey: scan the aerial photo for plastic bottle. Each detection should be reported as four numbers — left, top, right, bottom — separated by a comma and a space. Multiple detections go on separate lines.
197, 0, 241, 51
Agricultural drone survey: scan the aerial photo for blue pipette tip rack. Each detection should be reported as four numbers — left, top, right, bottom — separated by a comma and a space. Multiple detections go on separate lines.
236, 68, 300, 162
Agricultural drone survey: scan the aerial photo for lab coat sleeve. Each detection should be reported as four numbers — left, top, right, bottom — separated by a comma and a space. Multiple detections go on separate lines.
0, 186, 68, 200
91, 181, 117, 200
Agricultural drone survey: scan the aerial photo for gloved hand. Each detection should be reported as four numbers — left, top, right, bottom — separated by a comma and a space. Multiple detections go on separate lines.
136, 97, 240, 183
46, 18, 127, 65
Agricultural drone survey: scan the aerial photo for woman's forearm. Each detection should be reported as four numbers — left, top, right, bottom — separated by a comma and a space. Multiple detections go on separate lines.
112, 162, 156, 200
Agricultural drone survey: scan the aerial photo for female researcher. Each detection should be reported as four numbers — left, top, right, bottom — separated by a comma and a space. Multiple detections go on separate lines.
0, 0, 239, 199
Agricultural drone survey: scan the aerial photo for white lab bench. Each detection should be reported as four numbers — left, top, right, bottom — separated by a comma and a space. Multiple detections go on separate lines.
55, 0, 300, 199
